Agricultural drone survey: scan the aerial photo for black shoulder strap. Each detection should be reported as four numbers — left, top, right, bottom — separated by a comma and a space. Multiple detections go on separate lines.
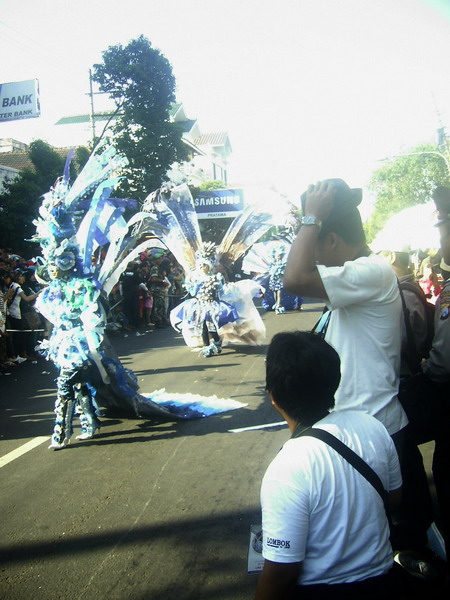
298, 428, 388, 508
311, 308, 331, 339
7, 285, 19, 306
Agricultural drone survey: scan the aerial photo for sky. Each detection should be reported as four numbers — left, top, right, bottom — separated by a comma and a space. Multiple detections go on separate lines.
1, 0, 450, 217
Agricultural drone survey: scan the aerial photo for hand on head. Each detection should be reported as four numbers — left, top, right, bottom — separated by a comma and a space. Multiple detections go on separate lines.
303, 181, 337, 222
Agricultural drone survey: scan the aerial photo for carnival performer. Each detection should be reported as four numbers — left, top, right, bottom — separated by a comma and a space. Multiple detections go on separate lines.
35, 236, 104, 449
175, 242, 238, 357
242, 240, 302, 313
268, 244, 288, 313
137, 184, 273, 352
33, 145, 173, 449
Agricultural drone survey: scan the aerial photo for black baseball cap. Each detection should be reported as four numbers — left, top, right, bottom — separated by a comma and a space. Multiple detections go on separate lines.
301, 178, 363, 218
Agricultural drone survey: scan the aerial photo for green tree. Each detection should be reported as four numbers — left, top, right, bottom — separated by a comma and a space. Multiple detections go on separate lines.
0, 141, 88, 255
93, 35, 190, 199
366, 144, 450, 241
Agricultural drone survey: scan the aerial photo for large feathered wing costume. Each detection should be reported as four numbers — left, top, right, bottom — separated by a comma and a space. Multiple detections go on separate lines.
34, 146, 246, 435
140, 184, 273, 347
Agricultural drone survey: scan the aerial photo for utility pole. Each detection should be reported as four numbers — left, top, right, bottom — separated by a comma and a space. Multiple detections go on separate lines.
88, 69, 96, 146
431, 91, 450, 157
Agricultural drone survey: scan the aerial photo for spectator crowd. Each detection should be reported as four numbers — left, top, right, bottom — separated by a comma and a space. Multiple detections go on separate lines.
0, 246, 186, 376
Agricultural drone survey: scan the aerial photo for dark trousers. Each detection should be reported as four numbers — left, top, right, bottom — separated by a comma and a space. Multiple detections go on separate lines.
398, 373, 450, 563
201, 321, 219, 346
390, 424, 434, 552
292, 571, 395, 599
8, 316, 26, 355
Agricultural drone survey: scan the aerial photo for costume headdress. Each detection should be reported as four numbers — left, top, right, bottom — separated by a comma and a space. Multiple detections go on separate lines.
195, 241, 217, 269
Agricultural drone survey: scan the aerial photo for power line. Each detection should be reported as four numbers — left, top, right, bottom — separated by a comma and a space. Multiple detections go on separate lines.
0, 20, 89, 79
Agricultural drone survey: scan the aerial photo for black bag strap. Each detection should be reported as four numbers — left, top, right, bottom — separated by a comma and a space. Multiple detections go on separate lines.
295, 427, 389, 511
7, 285, 19, 307
311, 308, 331, 339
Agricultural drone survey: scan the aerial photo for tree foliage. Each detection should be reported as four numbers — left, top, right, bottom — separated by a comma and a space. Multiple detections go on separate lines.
0, 141, 88, 255
366, 144, 450, 241
93, 35, 190, 199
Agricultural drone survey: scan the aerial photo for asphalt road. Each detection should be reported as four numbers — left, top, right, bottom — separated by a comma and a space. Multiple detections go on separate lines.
0, 301, 323, 600
0, 301, 438, 600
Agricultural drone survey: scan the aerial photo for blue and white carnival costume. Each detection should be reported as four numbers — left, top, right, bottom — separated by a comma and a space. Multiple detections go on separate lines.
243, 240, 302, 313
172, 243, 238, 356
139, 185, 272, 353
33, 147, 255, 449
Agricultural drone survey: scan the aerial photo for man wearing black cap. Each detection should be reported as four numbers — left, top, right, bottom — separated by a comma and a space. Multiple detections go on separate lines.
284, 180, 407, 435
284, 179, 434, 554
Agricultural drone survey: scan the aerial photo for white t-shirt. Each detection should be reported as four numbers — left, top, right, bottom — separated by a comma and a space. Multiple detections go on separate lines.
7, 282, 22, 319
261, 411, 402, 586
317, 254, 408, 435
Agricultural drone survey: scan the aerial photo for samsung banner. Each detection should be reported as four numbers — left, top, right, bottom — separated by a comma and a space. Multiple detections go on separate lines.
0, 79, 40, 122
194, 189, 244, 219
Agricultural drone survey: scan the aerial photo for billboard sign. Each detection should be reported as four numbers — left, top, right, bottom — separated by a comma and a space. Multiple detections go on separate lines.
0, 79, 40, 122
194, 189, 244, 219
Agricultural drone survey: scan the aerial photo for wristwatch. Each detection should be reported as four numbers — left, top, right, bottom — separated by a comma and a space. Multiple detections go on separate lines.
301, 215, 322, 229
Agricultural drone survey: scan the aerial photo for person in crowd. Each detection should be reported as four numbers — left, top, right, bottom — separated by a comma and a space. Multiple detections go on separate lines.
283, 179, 431, 554
20, 269, 43, 360
419, 252, 442, 304
119, 262, 141, 328
7, 270, 40, 363
385, 250, 431, 379
137, 278, 154, 327
149, 257, 169, 328
0, 283, 9, 373
170, 264, 185, 310
398, 185, 450, 567
255, 331, 402, 599
157, 264, 171, 321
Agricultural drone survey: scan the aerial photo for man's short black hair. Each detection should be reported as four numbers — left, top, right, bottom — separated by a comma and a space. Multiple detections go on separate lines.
319, 209, 366, 246
265, 331, 341, 425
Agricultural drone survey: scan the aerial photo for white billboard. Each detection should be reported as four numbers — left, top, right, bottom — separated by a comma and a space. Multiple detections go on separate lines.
194, 189, 245, 219
0, 79, 40, 122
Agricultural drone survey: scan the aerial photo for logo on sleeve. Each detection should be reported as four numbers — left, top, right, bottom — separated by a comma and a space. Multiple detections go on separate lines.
267, 537, 291, 549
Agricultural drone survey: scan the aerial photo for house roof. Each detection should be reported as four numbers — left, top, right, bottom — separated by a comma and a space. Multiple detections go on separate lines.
0, 147, 81, 172
178, 119, 197, 134
170, 103, 183, 118
194, 132, 230, 147
57, 103, 185, 126
55, 113, 117, 126
0, 152, 34, 171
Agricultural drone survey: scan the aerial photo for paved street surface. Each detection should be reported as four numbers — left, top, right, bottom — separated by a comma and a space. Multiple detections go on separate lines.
0, 301, 436, 600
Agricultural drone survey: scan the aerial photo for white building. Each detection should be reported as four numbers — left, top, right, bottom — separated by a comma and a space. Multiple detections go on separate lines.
54, 102, 232, 186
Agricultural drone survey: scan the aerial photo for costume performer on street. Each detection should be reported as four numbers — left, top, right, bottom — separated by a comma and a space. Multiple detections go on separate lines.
138, 184, 274, 352
181, 241, 238, 357
243, 240, 302, 312
268, 244, 288, 313
33, 146, 248, 450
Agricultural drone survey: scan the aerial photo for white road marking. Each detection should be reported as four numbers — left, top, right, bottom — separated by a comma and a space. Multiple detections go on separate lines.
0, 436, 50, 468
229, 421, 286, 433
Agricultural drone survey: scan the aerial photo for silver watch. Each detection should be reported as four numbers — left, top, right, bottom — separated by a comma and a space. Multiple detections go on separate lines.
301, 215, 322, 229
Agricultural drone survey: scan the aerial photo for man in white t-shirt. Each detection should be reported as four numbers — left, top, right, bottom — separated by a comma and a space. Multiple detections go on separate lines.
284, 179, 432, 552
255, 331, 401, 599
